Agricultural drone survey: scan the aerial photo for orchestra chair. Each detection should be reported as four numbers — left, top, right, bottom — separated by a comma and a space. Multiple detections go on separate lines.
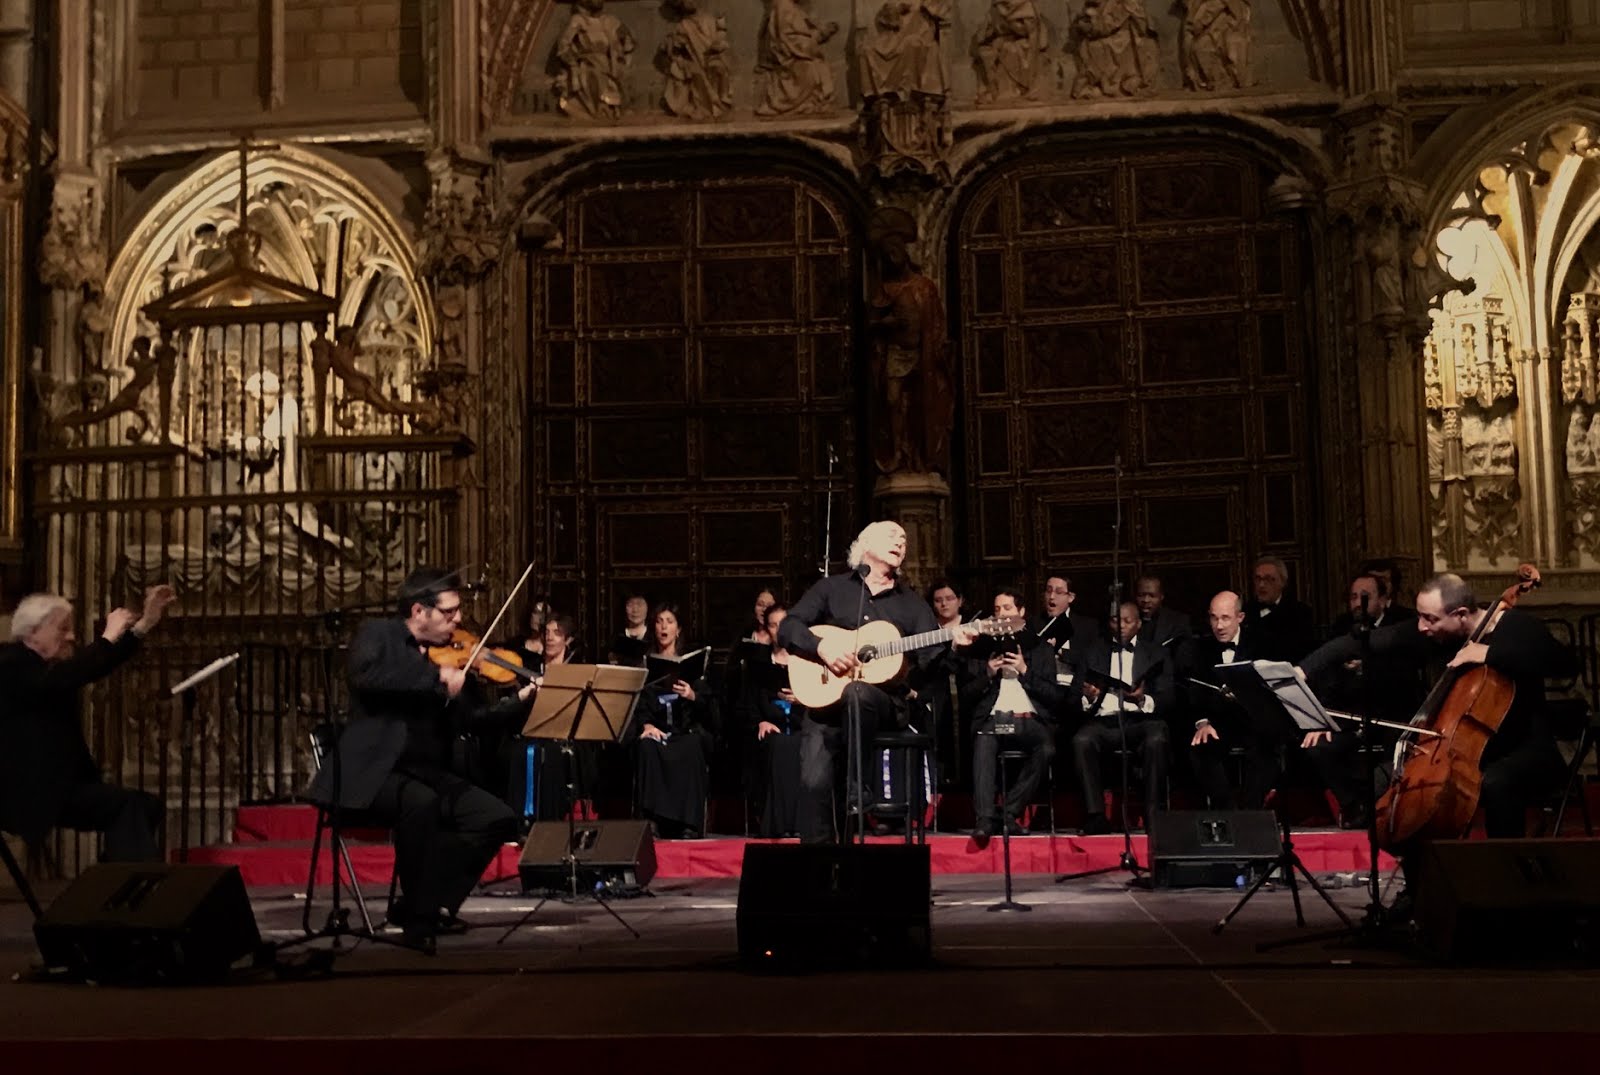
303, 724, 396, 934
1542, 698, 1596, 837
1102, 745, 1171, 830
871, 728, 935, 844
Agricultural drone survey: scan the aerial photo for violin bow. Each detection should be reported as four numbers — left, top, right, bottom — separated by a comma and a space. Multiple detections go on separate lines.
463, 562, 537, 673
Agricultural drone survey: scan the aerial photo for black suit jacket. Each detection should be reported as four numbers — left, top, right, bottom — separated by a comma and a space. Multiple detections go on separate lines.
1183, 631, 1262, 729
958, 637, 1067, 726
1244, 597, 1317, 663
0, 633, 142, 843
1138, 606, 1194, 651
1073, 636, 1174, 722
308, 618, 528, 809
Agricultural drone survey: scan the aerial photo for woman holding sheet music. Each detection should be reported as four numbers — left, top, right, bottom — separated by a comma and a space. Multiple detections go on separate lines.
634, 604, 713, 837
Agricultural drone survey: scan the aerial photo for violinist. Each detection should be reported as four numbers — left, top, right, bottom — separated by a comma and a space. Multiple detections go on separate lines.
307, 567, 533, 950
1298, 572, 1574, 840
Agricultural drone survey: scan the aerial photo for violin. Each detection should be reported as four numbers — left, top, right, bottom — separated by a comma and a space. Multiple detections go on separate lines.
1373, 563, 1541, 851
428, 627, 536, 685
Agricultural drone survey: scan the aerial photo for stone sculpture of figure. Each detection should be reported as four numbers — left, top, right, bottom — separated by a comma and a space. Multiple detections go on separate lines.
1488, 415, 1516, 473
859, 1, 954, 180
75, 291, 110, 375
1566, 405, 1592, 473
1460, 412, 1491, 475
867, 211, 953, 476
1069, 0, 1159, 99
56, 335, 161, 440
1362, 211, 1404, 322
1587, 413, 1600, 475
552, 0, 636, 120
973, 0, 1052, 104
658, 0, 733, 120
754, 0, 839, 118
1176, 0, 1250, 90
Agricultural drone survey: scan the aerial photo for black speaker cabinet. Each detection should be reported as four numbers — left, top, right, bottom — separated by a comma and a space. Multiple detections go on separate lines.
736, 843, 931, 970
518, 819, 656, 891
1147, 810, 1281, 889
34, 863, 261, 983
1415, 838, 1600, 962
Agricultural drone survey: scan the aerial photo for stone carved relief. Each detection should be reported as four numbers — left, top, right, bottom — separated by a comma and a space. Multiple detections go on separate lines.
39, 174, 106, 293
859, 1, 952, 183
1562, 292, 1600, 406
418, 155, 500, 286
658, 0, 733, 120
754, 0, 839, 117
1175, 0, 1250, 91
1068, 0, 1160, 99
972, 1, 1053, 105
552, 0, 636, 121
867, 209, 953, 476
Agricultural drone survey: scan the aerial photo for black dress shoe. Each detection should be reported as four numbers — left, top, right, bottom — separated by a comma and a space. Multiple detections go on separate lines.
973, 818, 998, 840
1004, 819, 1027, 837
1080, 815, 1112, 836
1339, 808, 1371, 830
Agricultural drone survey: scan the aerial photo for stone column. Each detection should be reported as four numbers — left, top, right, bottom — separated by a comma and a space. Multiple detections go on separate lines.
874, 471, 950, 594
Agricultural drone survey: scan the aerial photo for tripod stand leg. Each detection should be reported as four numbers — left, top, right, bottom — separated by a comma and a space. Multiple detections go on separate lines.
1212, 855, 1282, 934
497, 897, 550, 945
593, 896, 642, 938
1288, 857, 1355, 929
1282, 854, 1306, 928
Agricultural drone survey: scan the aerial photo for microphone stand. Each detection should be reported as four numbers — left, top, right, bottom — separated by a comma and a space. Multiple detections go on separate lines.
1058, 454, 1146, 884
844, 561, 872, 844
819, 442, 837, 578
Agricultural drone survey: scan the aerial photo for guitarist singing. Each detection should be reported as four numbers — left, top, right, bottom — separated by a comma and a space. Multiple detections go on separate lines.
779, 520, 977, 843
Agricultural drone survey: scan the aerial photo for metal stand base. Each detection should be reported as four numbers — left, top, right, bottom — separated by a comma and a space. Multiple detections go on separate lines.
1212, 824, 1354, 941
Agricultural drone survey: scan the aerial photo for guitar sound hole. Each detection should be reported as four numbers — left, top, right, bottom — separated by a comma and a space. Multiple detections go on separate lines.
858, 645, 878, 662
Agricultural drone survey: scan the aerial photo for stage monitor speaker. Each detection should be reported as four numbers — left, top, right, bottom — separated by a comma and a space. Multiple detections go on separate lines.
1415, 837, 1600, 962
34, 863, 261, 983
736, 843, 930, 971
1147, 810, 1281, 889
518, 819, 656, 892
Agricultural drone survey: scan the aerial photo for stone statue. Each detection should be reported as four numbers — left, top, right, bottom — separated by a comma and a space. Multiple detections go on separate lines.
859, 1, 953, 181
867, 211, 953, 476
973, 0, 1052, 105
658, 0, 733, 120
1175, 0, 1250, 91
75, 291, 110, 375
1567, 405, 1594, 473
1362, 212, 1404, 322
56, 335, 160, 441
754, 0, 839, 118
1068, 0, 1159, 99
552, 0, 636, 120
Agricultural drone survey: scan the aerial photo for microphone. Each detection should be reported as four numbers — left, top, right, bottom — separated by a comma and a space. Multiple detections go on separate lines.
855, 562, 871, 579
826, 441, 838, 466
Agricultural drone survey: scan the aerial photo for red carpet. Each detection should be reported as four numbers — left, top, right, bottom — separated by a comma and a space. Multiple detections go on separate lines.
187, 804, 1396, 887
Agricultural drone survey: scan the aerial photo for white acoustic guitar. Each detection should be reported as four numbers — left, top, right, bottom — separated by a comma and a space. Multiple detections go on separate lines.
786, 617, 1025, 710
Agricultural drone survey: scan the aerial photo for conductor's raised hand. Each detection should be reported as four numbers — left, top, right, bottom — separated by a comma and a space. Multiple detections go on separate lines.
136, 583, 178, 634
102, 608, 139, 642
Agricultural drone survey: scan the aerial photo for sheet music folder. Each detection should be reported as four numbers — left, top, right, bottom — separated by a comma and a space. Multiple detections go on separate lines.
521, 663, 647, 743
1215, 660, 1340, 735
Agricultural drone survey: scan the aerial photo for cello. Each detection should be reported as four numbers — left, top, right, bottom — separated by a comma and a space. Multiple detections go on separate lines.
1374, 563, 1542, 851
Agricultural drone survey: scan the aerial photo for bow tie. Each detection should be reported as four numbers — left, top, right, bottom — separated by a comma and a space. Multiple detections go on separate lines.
1115, 643, 1137, 654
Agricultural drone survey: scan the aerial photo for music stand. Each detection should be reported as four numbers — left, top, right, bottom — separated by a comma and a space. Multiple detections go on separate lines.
498, 663, 646, 944
171, 652, 242, 864
1210, 660, 1355, 937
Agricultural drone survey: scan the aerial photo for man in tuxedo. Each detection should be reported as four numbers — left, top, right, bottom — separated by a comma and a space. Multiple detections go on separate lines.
963, 588, 1065, 839
1187, 590, 1282, 809
1246, 555, 1317, 662
1070, 601, 1173, 834
308, 568, 533, 949
1299, 571, 1424, 828
0, 584, 176, 863
1036, 575, 1101, 691
1359, 557, 1413, 618
1134, 574, 1193, 652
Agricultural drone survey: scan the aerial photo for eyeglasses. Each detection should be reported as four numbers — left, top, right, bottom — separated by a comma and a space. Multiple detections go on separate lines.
433, 603, 462, 617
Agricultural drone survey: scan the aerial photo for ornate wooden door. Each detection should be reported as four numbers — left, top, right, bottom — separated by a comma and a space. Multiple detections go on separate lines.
530, 175, 858, 646
956, 145, 1315, 615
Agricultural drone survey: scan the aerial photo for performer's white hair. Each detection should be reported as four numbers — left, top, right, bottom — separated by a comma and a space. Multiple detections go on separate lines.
846, 520, 905, 570
10, 593, 72, 640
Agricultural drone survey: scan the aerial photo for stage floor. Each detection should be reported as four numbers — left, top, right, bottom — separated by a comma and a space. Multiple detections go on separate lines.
4, 864, 1599, 1075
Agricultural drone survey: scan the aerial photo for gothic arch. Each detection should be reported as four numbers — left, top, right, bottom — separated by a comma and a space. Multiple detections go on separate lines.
104, 144, 435, 377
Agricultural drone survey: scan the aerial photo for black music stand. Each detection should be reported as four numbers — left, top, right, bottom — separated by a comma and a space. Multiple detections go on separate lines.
1211, 661, 1355, 936
171, 652, 242, 864
499, 662, 646, 944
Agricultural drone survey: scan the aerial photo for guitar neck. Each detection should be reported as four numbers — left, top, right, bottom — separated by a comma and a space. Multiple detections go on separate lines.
879, 623, 964, 657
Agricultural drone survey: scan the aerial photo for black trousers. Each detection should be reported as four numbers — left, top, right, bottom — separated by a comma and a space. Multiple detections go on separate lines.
972, 715, 1055, 824
366, 769, 517, 925
1072, 717, 1170, 822
55, 782, 165, 863
755, 732, 803, 837
1191, 713, 1283, 810
1481, 735, 1567, 838
798, 682, 897, 843
1302, 732, 1372, 820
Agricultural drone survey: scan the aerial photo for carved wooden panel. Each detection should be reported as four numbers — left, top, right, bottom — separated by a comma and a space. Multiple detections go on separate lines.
532, 176, 857, 647
959, 145, 1313, 604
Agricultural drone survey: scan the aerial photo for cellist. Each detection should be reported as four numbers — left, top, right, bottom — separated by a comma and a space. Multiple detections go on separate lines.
1298, 572, 1574, 840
